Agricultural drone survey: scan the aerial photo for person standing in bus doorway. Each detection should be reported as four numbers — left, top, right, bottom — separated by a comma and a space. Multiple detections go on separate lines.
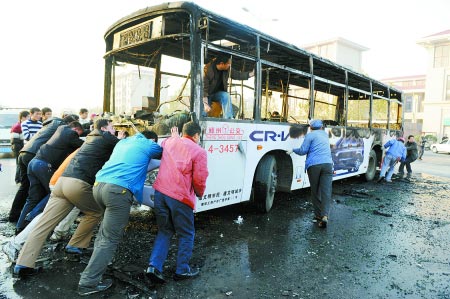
202, 55, 254, 119
146, 122, 208, 284
77, 130, 162, 296
11, 110, 30, 184
398, 135, 418, 178
286, 120, 333, 228
377, 137, 406, 183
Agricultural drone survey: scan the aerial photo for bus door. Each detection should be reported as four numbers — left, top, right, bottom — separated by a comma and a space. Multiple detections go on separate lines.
197, 120, 247, 212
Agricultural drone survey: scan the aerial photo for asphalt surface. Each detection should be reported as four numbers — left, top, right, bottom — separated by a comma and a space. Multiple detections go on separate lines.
0, 150, 449, 299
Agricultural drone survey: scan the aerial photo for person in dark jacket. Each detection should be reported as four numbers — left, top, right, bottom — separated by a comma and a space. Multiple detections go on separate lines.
15, 122, 84, 233
8, 115, 79, 222
202, 55, 254, 119
13, 118, 125, 279
398, 135, 418, 177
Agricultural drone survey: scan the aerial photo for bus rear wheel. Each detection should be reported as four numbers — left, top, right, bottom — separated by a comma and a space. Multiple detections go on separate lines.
254, 155, 278, 213
364, 149, 377, 181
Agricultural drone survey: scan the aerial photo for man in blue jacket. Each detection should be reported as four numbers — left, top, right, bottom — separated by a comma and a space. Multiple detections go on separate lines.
378, 137, 407, 183
287, 120, 333, 228
77, 130, 162, 296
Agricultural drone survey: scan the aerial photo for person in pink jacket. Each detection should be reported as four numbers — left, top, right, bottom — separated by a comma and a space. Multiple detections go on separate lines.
146, 121, 209, 283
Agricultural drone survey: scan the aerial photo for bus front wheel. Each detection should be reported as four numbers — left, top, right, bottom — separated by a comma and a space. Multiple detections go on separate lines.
364, 150, 377, 181
254, 155, 278, 213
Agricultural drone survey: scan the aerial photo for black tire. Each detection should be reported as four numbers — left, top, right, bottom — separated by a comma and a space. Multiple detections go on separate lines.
254, 155, 278, 213
364, 149, 377, 181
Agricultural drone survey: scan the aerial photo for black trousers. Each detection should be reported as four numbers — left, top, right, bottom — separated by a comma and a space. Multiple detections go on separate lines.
8, 152, 35, 222
307, 163, 333, 218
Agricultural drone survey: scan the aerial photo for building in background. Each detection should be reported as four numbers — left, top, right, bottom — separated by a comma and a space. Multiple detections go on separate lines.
302, 37, 368, 73
306, 31, 450, 141
381, 75, 426, 137
417, 30, 450, 141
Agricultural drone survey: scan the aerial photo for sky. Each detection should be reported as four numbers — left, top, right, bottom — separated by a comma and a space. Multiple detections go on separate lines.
0, 0, 448, 114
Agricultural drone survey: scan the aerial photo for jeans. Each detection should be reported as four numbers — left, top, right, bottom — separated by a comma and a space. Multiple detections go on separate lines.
25, 194, 50, 223
16, 158, 53, 230
209, 91, 233, 119
149, 190, 195, 275
379, 154, 398, 181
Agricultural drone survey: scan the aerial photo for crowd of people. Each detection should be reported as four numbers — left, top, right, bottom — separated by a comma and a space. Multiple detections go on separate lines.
4, 106, 209, 296
2, 104, 430, 295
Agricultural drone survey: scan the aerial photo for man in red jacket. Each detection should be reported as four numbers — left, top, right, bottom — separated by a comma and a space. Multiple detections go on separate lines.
146, 121, 208, 283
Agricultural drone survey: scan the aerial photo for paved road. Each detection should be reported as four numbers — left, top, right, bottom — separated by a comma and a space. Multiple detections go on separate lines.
413, 150, 450, 178
0, 152, 449, 298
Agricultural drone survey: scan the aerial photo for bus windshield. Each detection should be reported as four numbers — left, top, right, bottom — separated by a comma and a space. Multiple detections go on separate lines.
111, 55, 191, 116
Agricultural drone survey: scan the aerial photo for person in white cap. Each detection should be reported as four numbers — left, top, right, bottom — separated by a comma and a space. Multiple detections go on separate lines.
287, 119, 333, 228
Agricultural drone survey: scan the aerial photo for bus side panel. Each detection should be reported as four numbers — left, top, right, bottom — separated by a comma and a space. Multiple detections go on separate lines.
330, 127, 372, 178
244, 123, 306, 194
196, 121, 247, 212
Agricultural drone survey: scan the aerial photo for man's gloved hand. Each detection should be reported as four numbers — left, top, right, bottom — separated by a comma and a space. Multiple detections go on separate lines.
286, 149, 293, 155
203, 97, 211, 113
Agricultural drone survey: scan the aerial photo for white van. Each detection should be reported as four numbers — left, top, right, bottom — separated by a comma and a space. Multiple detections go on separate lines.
0, 108, 24, 156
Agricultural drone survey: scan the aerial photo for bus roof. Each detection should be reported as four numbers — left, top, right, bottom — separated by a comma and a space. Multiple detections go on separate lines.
104, 1, 402, 96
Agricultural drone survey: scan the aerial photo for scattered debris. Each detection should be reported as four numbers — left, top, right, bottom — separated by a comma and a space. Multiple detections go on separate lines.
373, 210, 392, 217
233, 216, 244, 225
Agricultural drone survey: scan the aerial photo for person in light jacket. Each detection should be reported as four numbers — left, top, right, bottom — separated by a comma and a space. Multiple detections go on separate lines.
287, 119, 333, 228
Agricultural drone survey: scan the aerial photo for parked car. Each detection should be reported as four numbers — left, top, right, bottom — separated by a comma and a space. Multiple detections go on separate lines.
0, 108, 22, 157
430, 140, 450, 154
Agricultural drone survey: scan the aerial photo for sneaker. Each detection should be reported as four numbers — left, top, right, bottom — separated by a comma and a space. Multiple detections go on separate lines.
173, 268, 200, 281
318, 216, 328, 228
385, 179, 393, 183
2, 241, 19, 263
65, 245, 82, 262
13, 265, 42, 278
49, 231, 68, 242
78, 279, 113, 296
145, 265, 166, 283
377, 176, 385, 183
